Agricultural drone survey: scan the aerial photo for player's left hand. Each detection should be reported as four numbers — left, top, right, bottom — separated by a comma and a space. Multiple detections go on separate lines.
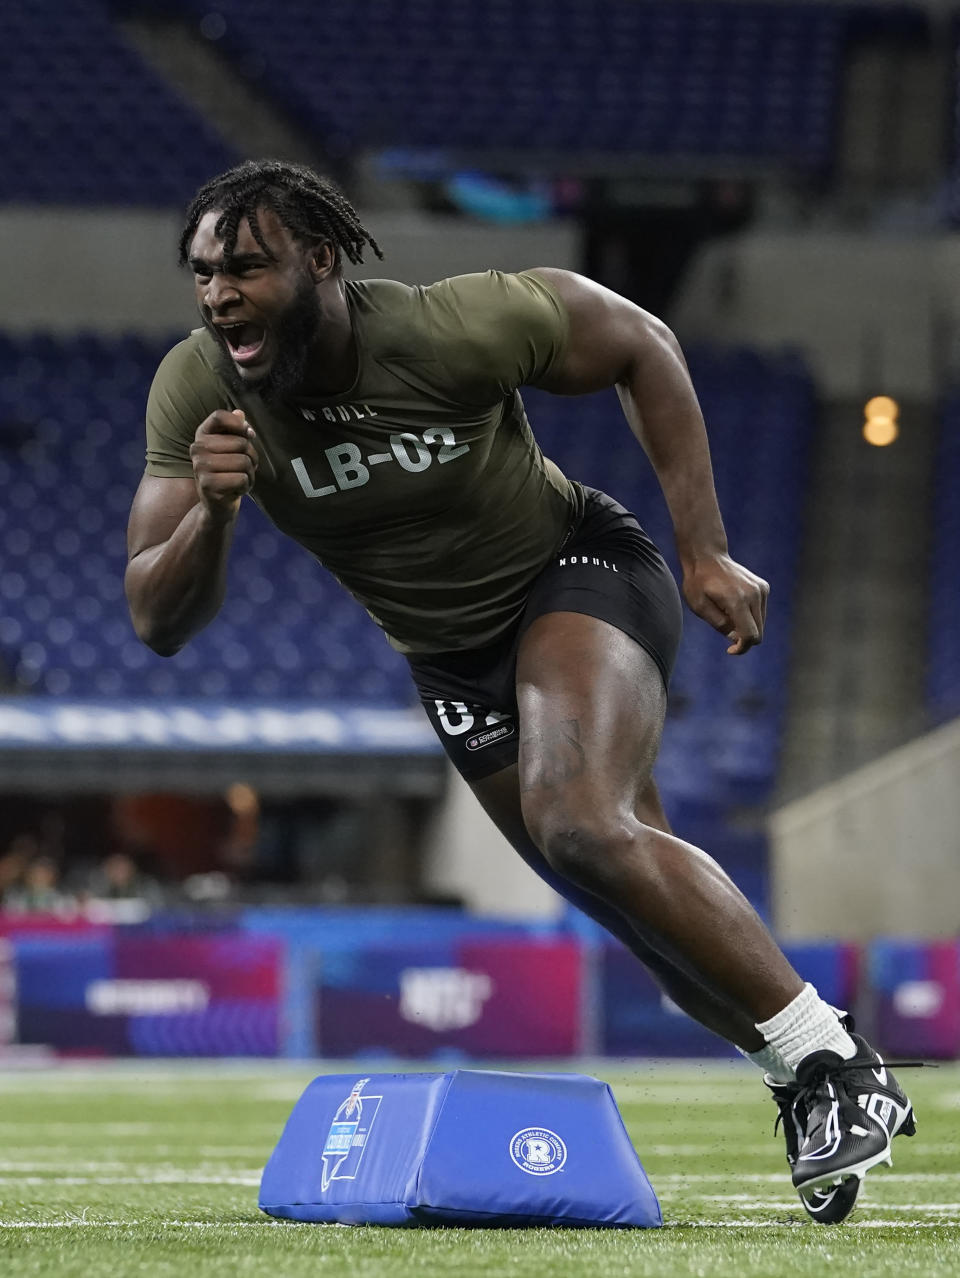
681, 553, 769, 655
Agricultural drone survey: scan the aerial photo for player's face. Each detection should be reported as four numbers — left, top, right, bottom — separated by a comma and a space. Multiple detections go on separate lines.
188, 207, 328, 398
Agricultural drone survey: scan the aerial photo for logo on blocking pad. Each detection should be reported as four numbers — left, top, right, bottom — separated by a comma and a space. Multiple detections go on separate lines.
320, 1078, 383, 1191
510, 1127, 567, 1176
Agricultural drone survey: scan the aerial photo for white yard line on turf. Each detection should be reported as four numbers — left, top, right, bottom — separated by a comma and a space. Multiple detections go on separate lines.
0, 1221, 282, 1229
13, 1139, 960, 1160
676, 1222, 960, 1230
0, 1165, 259, 1170
0, 1149, 270, 1162
2, 1219, 960, 1231
0, 1123, 279, 1135
0, 1163, 263, 1174
648, 1144, 817, 1157
0, 1175, 260, 1186
657, 1172, 959, 1183
649, 1144, 960, 1156
697, 1196, 960, 1212
0, 1169, 953, 1186
0, 1148, 268, 1159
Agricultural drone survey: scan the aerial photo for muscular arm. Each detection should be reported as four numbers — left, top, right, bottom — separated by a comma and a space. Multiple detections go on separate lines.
529, 267, 767, 654
125, 477, 237, 656
125, 409, 261, 656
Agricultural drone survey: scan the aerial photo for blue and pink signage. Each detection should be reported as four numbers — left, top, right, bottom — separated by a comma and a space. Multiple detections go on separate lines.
316, 938, 584, 1058
871, 940, 960, 1060
3, 909, 959, 1061
12, 930, 282, 1057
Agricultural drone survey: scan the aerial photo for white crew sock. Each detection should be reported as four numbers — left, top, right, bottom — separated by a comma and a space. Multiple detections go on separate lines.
737, 1042, 795, 1084
756, 982, 857, 1073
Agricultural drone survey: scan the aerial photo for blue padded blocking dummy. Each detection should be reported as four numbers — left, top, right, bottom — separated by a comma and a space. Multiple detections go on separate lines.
259, 1069, 661, 1227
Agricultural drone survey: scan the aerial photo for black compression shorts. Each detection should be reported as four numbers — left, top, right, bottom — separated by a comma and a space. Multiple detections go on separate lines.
407, 487, 683, 782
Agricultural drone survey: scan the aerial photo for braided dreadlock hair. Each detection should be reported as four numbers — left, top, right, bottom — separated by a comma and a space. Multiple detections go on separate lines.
178, 159, 383, 271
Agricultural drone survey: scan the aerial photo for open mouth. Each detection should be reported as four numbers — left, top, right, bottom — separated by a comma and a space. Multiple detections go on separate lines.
218, 321, 266, 365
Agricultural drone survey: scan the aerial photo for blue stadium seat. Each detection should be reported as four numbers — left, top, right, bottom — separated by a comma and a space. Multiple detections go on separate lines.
140, 0, 851, 170
1, 1, 236, 204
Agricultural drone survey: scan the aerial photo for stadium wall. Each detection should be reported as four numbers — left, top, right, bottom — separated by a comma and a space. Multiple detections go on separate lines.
672, 232, 960, 399
0, 209, 577, 335
770, 716, 960, 941
422, 770, 564, 919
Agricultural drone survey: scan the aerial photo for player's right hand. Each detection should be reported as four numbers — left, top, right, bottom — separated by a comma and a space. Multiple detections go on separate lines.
190, 409, 262, 519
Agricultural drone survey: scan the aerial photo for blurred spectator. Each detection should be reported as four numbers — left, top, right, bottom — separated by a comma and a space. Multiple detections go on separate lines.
0, 833, 37, 906
85, 852, 163, 907
3, 853, 73, 915
219, 783, 260, 880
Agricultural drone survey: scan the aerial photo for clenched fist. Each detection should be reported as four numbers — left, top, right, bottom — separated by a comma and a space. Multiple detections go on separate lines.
682, 551, 769, 656
190, 409, 264, 520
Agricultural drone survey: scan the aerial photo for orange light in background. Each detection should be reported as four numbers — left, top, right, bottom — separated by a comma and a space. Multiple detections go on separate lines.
863, 396, 900, 446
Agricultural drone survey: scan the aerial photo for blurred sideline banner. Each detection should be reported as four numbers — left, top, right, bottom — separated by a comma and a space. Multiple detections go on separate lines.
0, 700, 445, 797
9, 925, 282, 1056
316, 939, 583, 1059
871, 940, 960, 1059
2, 910, 957, 1060
0, 700, 441, 752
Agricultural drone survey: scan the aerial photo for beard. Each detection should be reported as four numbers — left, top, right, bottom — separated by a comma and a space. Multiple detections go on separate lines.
204, 275, 322, 403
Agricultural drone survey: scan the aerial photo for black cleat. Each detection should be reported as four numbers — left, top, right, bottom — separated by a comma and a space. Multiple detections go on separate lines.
766, 1075, 861, 1224
791, 1034, 917, 1206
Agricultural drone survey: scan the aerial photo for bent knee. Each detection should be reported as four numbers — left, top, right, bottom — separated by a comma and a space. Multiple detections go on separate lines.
526, 810, 640, 889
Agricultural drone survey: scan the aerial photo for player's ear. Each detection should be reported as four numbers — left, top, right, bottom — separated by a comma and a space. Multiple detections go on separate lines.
308, 241, 337, 282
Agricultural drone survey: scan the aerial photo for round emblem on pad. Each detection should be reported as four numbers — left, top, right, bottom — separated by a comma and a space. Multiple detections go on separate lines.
509, 1127, 567, 1176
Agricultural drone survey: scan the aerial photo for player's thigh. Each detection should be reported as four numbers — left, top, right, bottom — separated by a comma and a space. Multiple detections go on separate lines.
515, 610, 668, 835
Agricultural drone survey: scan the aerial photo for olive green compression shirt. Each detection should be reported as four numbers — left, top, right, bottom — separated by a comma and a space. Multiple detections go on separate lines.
144, 269, 585, 653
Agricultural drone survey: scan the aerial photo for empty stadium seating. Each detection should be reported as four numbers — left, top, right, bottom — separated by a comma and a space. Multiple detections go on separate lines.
148, 0, 849, 169
5, 3, 928, 206
2, 2, 235, 204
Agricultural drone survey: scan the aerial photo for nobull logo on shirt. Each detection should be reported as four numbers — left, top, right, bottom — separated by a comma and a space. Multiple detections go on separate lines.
299, 404, 378, 424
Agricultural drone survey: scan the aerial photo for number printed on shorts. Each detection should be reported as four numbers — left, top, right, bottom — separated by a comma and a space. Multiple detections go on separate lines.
290, 426, 470, 498
433, 701, 513, 736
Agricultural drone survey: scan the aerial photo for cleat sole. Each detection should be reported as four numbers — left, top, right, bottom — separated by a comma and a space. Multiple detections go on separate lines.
797, 1176, 862, 1226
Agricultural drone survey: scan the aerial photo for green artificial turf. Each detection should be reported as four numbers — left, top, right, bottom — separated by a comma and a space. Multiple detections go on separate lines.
0, 1059, 958, 1277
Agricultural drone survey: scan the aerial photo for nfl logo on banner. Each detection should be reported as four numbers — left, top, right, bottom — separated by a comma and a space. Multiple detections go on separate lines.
260, 1069, 661, 1227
